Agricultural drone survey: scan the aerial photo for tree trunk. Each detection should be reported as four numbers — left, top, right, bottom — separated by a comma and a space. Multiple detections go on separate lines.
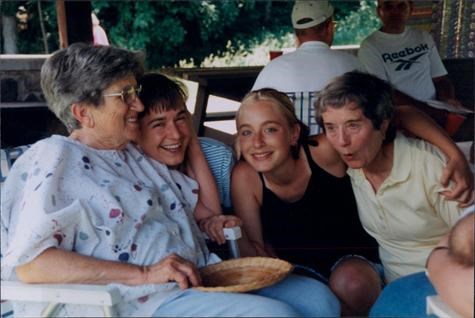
2, 14, 18, 54
37, 0, 49, 53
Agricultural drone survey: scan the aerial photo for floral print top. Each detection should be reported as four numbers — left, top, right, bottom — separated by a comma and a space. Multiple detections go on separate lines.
1, 135, 220, 317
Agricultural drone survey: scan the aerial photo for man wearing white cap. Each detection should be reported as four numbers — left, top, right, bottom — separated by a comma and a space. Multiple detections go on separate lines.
252, 0, 360, 95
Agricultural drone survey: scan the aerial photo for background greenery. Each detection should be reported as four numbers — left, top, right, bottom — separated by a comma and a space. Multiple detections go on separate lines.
1, 0, 380, 68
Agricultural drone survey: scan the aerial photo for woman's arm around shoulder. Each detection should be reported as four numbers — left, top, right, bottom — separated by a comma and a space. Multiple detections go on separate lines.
185, 133, 222, 218
185, 131, 241, 245
393, 105, 473, 206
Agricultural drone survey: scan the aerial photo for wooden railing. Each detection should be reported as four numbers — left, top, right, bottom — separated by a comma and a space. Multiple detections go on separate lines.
163, 66, 262, 141
1, 56, 473, 147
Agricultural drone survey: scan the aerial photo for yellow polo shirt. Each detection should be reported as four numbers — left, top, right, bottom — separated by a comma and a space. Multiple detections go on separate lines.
347, 133, 462, 283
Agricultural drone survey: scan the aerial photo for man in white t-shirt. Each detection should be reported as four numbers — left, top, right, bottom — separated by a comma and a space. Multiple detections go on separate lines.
358, 0, 467, 129
253, 0, 360, 93
252, 0, 360, 135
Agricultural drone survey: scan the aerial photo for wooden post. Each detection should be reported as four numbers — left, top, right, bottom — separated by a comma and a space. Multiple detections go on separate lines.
55, 0, 93, 48
65, 1, 93, 44
56, 0, 68, 48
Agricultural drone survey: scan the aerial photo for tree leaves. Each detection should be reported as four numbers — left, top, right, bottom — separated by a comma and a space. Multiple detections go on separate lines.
8, 1, 379, 68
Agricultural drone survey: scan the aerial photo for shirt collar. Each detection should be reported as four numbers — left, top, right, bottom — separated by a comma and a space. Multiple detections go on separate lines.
298, 41, 330, 51
347, 133, 410, 186
390, 133, 411, 183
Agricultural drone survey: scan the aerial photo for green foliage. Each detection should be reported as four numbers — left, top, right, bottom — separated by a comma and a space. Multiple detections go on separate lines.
7, 0, 380, 68
201, 1, 380, 67
93, 0, 293, 68
3, 1, 59, 54
1, 1, 19, 15
199, 31, 295, 67
333, 0, 380, 46
333, 1, 361, 22
22, 1, 58, 53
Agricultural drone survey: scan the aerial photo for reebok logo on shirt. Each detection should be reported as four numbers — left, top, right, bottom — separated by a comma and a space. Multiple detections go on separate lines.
381, 43, 429, 71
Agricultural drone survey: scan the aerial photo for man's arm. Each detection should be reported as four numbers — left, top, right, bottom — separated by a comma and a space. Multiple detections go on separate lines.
16, 248, 201, 289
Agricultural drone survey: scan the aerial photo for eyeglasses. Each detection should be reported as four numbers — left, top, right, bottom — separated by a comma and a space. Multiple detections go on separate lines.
103, 85, 142, 105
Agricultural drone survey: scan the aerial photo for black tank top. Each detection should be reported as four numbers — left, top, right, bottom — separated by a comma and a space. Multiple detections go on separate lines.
259, 143, 378, 277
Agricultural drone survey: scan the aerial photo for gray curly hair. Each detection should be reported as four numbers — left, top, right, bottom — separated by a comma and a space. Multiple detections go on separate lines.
41, 43, 144, 132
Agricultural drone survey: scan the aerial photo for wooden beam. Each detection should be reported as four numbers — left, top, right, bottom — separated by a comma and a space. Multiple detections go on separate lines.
65, 1, 93, 44
55, 0, 68, 48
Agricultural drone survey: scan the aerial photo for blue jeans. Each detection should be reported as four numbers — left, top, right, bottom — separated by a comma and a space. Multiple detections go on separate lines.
152, 274, 340, 317
370, 271, 437, 317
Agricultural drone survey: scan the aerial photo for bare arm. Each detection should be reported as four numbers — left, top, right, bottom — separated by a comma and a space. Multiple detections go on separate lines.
184, 123, 222, 218
392, 89, 448, 126
426, 238, 474, 318
16, 248, 201, 289
393, 105, 473, 205
186, 136, 241, 244
184, 115, 242, 244
231, 161, 273, 257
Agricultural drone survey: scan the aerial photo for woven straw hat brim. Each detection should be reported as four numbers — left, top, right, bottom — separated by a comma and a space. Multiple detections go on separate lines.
196, 257, 293, 293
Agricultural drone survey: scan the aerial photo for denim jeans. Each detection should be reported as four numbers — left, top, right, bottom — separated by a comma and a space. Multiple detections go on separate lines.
152, 274, 340, 317
370, 271, 437, 317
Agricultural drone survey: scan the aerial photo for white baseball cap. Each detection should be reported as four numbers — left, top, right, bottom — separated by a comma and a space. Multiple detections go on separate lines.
291, 0, 334, 29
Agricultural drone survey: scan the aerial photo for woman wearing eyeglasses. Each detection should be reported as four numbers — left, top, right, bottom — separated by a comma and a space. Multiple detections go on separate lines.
1, 43, 339, 317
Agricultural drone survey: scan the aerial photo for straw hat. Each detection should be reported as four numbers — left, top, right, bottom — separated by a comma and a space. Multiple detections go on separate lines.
196, 257, 293, 293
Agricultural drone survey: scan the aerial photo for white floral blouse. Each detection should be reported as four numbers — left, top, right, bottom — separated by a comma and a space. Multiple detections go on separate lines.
1, 135, 220, 317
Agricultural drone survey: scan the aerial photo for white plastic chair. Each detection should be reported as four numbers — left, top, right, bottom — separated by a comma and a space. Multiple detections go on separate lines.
0, 227, 242, 318
1, 282, 121, 317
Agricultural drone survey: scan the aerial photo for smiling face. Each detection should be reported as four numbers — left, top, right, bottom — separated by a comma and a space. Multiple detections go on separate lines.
87, 74, 144, 149
377, 0, 412, 34
138, 103, 191, 168
236, 100, 299, 173
321, 102, 388, 169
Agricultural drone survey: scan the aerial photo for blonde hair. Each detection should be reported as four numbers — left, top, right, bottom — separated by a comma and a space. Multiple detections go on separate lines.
238, 89, 298, 125
236, 88, 309, 159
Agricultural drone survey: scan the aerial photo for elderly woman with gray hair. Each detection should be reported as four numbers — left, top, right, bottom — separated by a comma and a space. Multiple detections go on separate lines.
0, 43, 341, 317
316, 71, 473, 317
